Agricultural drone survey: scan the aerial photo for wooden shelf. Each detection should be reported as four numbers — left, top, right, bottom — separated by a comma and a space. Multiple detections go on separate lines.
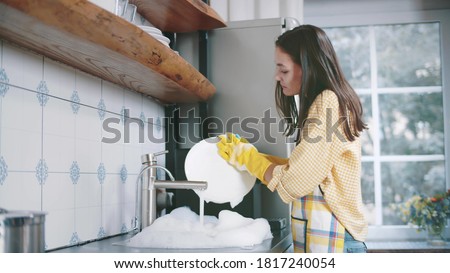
130, 0, 227, 33
0, 0, 217, 103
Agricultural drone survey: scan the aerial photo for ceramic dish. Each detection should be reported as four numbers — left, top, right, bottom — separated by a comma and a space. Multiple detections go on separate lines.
184, 136, 256, 208
138, 25, 162, 35
149, 34, 170, 44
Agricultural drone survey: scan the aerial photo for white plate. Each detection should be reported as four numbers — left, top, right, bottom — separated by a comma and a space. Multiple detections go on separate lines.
143, 29, 163, 36
184, 136, 256, 208
138, 25, 162, 35
150, 33, 170, 44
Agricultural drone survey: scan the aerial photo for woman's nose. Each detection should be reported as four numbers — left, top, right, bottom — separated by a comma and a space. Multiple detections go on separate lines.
275, 73, 280, 81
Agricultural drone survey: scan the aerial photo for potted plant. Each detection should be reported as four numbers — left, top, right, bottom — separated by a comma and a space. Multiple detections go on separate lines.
394, 190, 450, 246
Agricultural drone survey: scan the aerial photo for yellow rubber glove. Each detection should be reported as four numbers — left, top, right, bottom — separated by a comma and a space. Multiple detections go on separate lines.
217, 133, 273, 184
260, 153, 289, 165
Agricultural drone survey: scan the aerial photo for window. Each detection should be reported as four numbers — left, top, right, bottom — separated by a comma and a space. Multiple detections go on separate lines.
325, 22, 446, 229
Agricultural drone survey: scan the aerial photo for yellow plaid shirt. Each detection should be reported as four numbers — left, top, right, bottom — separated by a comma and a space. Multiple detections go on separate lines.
267, 90, 368, 242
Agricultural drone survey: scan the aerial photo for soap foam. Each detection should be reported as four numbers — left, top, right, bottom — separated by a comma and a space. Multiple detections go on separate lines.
126, 207, 273, 249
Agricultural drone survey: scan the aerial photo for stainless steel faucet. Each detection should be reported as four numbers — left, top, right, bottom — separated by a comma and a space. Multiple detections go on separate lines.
133, 150, 207, 231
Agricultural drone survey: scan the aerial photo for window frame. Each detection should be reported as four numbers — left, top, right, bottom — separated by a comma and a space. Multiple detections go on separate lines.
306, 9, 450, 241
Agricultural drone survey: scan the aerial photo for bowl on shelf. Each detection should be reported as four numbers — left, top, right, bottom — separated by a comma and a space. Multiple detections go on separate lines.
138, 25, 170, 47
138, 25, 162, 35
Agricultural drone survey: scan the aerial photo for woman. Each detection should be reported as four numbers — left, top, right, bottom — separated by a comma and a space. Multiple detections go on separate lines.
217, 25, 368, 253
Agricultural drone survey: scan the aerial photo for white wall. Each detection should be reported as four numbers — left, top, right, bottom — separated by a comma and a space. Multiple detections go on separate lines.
210, 0, 303, 22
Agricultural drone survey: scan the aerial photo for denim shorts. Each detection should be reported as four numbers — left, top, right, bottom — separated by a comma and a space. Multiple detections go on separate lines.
344, 230, 367, 253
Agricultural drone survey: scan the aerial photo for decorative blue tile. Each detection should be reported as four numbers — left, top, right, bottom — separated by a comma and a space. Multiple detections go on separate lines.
0, 156, 8, 185
120, 106, 126, 124
97, 226, 106, 239
0, 68, 9, 97
120, 164, 127, 183
35, 158, 48, 185
140, 111, 146, 124
97, 98, 106, 120
70, 161, 80, 184
156, 116, 162, 132
70, 90, 80, 114
69, 232, 80, 246
36, 80, 49, 107
97, 162, 105, 184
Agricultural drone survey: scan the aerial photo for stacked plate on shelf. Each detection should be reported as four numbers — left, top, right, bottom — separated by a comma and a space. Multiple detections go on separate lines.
138, 25, 170, 47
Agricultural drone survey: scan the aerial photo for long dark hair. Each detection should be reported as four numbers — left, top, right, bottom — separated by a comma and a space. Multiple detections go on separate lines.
275, 24, 367, 142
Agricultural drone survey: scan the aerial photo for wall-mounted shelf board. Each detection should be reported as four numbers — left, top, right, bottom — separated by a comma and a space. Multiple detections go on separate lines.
130, 0, 227, 33
0, 0, 218, 103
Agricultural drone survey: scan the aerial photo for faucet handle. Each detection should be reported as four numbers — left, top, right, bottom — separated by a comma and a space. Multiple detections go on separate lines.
153, 150, 169, 157
141, 150, 169, 164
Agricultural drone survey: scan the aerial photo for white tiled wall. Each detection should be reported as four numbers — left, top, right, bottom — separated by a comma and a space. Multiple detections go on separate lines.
0, 40, 165, 250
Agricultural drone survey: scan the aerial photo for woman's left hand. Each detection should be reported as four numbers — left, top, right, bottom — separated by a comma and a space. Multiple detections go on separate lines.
216, 133, 273, 184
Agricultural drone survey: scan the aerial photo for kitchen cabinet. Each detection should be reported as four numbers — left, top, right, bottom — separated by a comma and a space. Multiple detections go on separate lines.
0, 0, 226, 103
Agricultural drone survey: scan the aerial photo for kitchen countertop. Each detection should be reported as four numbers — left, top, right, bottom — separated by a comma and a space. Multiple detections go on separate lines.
365, 240, 450, 253
283, 240, 450, 253
47, 228, 292, 253
48, 227, 449, 253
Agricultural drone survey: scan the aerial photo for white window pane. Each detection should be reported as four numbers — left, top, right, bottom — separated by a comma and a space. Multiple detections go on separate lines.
361, 162, 376, 225
326, 26, 371, 89
360, 94, 373, 156
379, 92, 444, 155
375, 23, 441, 88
